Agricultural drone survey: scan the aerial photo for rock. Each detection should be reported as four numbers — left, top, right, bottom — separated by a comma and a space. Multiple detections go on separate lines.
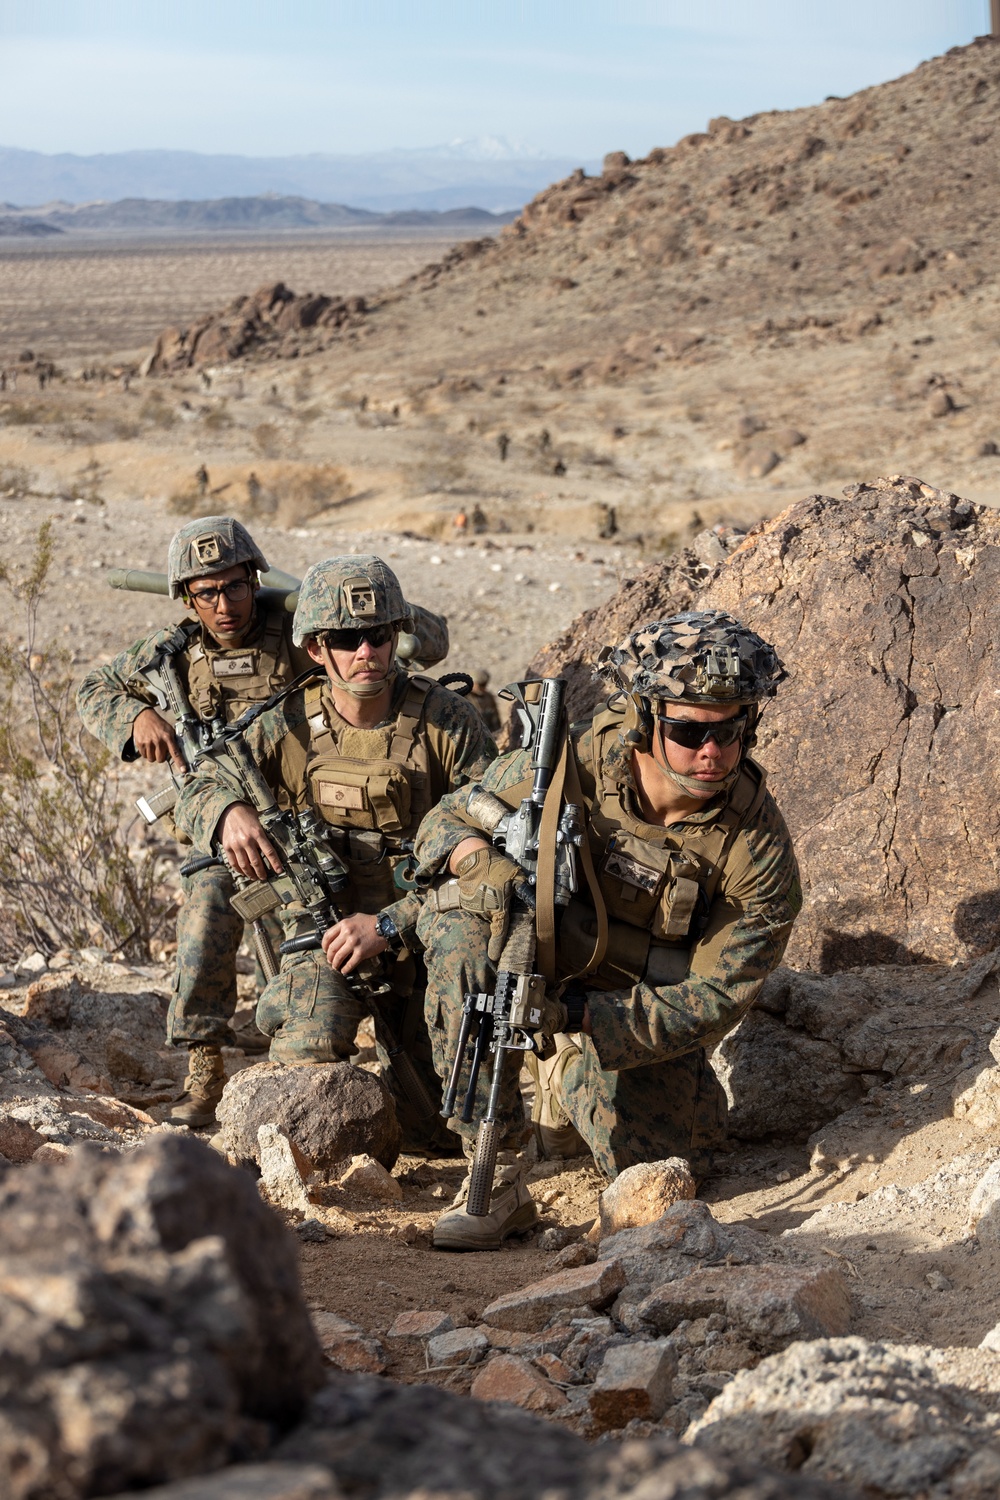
598, 1158, 696, 1236
108, 1464, 340, 1499
928, 388, 955, 417
538, 1225, 576, 1252
337, 1153, 402, 1201
773, 427, 807, 448
215, 1062, 400, 1172
0, 1134, 324, 1499
279, 1369, 843, 1499
106, 1025, 162, 1083
531, 478, 1000, 969
258, 1123, 314, 1213
978, 440, 998, 457
588, 1340, 677, 1430
599, 1200, 784, 1307
979, 1323, 1000, 1353
470, 1353, 568, 1413
552, 1241, 598, 1270
296, 1219, 331, 1244
639, 1264, 851, 1350
481, 1260, 626, 1332
736, 415, 764, 439
740, 447, 780, 479
15, 951, 47, 977
387, 1309, 455, 1341
719, 957, 998, 1142
968, 1159, 1000, 1242
687, 1336, 1000, 1496
0, 1113, 44, 1162
32, 1140, 72, 1163
427, 1327, 489, 1367
323, 1338, 387, 1375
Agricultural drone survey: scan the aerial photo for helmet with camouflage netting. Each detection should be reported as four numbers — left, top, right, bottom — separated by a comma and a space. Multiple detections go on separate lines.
292, 554, 412, 646
167, 516, 268, 599
598, 610, 785, 706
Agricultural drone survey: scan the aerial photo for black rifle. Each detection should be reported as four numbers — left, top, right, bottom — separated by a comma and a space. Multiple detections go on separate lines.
441, 677, 582, 1215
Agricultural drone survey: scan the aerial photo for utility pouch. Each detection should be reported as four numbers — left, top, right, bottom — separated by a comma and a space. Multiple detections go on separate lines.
230, 882, 283, 924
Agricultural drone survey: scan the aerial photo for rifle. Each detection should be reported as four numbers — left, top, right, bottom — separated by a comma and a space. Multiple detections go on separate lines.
441, 677, 583, 1215
197, 680, 440, 1123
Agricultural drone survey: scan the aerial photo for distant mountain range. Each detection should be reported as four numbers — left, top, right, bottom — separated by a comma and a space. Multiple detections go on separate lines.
0, 140, 598, 214
0, 195, 516, 239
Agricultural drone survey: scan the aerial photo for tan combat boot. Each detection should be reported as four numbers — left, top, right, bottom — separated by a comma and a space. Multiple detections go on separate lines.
524, 1034, 589, 1160
432, 1153, 538, 1251
170, 1044, 226, 1127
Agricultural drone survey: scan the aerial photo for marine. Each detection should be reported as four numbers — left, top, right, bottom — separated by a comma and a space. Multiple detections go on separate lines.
412, 610, 802, 1249
172, 554, 496, 1142
469, 668, 502, 734
76, 519, 449, 1127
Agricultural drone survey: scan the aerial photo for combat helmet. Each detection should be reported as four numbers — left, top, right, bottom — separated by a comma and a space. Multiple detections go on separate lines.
167, 516, 268, 599
598, 611, 784, 784
292, 555, 412, 647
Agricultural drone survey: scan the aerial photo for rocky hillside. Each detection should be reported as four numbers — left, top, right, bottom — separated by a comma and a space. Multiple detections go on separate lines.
143, 35, 1000, 382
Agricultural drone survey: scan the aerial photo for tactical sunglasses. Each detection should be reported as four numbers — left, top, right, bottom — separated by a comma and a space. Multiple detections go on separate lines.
320, 623, 397, 650
657, 712, 749, 749
187, 579, 252, 607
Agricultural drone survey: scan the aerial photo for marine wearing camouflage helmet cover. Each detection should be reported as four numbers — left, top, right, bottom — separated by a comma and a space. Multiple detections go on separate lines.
167, 516, 269, 599
292, 554, 413, 647
598, 610, 785, 705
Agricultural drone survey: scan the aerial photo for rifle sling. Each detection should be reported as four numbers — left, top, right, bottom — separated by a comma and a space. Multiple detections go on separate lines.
533, 729, 610, 986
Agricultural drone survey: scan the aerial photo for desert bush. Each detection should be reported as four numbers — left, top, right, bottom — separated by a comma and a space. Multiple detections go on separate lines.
0, 523, 172, 963
272, 464, 352, 527
407, 440, 469, 496
140, 393, 177, 429
253, 422, 283, 458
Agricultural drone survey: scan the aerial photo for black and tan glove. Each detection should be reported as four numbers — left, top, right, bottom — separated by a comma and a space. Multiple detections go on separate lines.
454, 846, 529, 961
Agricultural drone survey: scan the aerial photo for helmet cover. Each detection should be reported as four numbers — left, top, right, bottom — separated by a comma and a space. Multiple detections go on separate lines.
598, 610, 785, 705
167, 515, 268, 598
292, 554, 412, 647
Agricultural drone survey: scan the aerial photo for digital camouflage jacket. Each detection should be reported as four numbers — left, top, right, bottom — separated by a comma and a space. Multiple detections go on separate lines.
414, 706, 801, 1072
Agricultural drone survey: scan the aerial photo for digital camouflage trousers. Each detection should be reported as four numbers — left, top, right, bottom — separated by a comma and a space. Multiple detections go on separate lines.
167, 860, 283, 1048
417, 905, 728, 1177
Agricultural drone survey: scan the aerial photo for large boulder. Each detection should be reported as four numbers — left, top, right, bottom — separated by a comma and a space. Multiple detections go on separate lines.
687, 1337, 1000, 1497
530, 476, 1000, 970
0, 1134, 324, 1499
216, 1061, 401, 1173
715, 957, 995, 1140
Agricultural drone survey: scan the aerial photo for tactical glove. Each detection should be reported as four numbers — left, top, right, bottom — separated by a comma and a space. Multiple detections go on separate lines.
539, 979, 589, 1037
454, 846, 530, 961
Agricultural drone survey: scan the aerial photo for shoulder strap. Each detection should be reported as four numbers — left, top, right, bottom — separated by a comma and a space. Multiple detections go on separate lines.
534, 725, 609, 983
388, 673, 433, 767
697, 761, 767, 906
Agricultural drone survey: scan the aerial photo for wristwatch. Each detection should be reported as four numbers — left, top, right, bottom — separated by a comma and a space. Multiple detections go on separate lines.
375, 912, 404, 953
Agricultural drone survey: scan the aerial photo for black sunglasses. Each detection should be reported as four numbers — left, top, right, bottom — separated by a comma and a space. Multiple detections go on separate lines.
320, 623, 396, 650
657, 713, 749, 749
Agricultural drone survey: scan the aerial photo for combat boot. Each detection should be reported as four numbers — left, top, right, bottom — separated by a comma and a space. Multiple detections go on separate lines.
170, 1044, 226, 1126
524, 1034, 589, 1160
432, 1153, 538, 1251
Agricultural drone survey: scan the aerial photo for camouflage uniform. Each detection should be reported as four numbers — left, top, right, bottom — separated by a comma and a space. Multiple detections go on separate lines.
77, 526, 450, 1052
415, 612, 801, 1180
172, 556, 495, 1138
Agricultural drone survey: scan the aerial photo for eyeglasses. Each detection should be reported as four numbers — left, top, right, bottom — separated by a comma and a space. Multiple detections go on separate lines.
657, 713, 748, 749
187, 579, 251, 607
320, 623, 397, 650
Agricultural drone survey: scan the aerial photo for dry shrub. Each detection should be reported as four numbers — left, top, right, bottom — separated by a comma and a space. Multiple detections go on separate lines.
407, 439, 469, 496
253, 422, 283, 458
0, 523, 173, 963
140, 393, 176, 429
270, 464, 353, 527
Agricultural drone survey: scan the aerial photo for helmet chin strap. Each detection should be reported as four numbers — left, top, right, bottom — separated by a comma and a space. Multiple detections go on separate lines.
320, 640, 398, 699
652, 719, 743, 799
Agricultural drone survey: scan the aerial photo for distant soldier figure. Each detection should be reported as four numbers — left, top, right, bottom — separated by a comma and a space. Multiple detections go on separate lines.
497, 432, 510, 462
247, 472, 263, 511
470, 504, 488, 534
469, 668, 501, 734
196, 465, 209, 498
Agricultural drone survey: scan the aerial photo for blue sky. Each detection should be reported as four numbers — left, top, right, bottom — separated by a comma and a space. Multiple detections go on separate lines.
0, 0, 990, 159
